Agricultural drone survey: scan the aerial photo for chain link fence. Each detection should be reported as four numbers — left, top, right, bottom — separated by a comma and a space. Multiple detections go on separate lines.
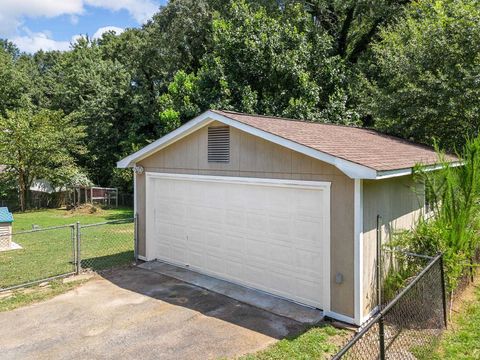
333, 253, 446, 360
0, 218, 135, 292
0, 225, 76, 291
78, 218, 135, 271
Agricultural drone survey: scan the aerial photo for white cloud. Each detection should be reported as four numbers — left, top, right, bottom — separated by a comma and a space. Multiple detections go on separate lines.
70, 15, 80, 26
85, 0, 159, 23
0, 0, 160, 38
92, 26, 124, 39
11, 25, 125, 53
0, 0, 84, 36
11, 31, 73, 53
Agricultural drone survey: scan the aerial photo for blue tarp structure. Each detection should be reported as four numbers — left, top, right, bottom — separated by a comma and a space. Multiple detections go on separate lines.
0, 207, 13, 223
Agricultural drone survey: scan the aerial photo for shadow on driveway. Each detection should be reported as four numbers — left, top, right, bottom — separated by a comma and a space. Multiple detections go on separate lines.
0, 266, 310, 360
100, 266, 307, 340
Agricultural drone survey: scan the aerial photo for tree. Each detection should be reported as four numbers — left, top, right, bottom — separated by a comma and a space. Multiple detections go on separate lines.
45, 38, 132, 186
0, 109, 86, 211
366, 0, 480, 151
192, 1, 357, 123
0, 46, 31, 115
283, 0, 411, 64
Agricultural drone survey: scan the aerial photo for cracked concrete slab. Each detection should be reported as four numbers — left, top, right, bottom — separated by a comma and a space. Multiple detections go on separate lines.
0, 266, 308, 360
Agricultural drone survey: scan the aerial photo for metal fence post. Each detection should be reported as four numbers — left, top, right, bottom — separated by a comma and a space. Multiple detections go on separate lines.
439, 254, 448, 328
76, 221, 81, 274
379, 315, 386, 360
71, 225, 76, 273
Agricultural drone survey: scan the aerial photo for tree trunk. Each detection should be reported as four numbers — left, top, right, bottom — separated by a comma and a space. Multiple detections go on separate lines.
18, 170, 26, 212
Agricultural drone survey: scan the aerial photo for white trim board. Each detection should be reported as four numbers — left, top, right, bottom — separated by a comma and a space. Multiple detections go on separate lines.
324, 310, 356, 325
117, 110, 379, 179
353, 179, 364, 326
145, 172, 332, 190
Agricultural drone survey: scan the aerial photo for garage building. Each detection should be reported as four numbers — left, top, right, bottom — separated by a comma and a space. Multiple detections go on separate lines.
118, 109, 456, 325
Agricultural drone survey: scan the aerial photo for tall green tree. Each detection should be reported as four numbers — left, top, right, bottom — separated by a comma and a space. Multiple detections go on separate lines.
301, 0, 412, 63
44, 38, 132, 185
0, 109, 86, 211
366, 0, 480, 151
0, 44, 32, 115
159, 1, 359, 124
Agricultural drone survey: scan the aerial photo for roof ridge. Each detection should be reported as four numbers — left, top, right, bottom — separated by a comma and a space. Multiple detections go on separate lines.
213, 109, 441, 151
213, 109, 367, 130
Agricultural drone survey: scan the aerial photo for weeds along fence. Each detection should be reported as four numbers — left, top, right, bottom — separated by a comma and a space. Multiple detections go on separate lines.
333, 253, 446, 360
448, 247, 480, 313
0, 218, 135, 292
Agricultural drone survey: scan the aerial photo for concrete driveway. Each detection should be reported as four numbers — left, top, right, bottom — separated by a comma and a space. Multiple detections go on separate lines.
0, 266, 308, 360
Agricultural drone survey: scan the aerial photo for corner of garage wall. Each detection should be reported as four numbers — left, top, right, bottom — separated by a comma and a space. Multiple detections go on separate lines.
361, 175, 425, 320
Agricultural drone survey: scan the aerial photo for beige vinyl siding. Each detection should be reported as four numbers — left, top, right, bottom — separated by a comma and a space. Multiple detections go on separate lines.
362, 176, 424, 316
136, 121, 355, 318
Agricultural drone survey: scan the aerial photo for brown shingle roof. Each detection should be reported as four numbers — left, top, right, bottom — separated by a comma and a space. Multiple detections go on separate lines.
212, 110, 458, 171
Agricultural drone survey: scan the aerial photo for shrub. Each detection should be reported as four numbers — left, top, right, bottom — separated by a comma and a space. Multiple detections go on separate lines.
390, 136, 480, 292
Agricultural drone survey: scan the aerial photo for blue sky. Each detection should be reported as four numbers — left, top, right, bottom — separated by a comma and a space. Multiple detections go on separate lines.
0, 0, 166, 53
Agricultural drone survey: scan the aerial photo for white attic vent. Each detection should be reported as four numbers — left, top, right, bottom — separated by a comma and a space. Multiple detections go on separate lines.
208, 126, 230, 163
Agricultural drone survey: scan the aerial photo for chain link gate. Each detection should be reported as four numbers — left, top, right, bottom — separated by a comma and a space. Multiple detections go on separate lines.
76, 218, 135, 273
0, 217, 136, 292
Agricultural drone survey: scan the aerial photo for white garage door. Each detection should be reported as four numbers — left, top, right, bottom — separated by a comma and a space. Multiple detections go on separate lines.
145, 173, 331, 311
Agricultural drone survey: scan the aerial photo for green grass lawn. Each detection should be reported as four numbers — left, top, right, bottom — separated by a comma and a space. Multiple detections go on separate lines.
241, 326, 348, 360
12, 207, 133, 230
0, 207, 134, 289
424, 284, 480, 360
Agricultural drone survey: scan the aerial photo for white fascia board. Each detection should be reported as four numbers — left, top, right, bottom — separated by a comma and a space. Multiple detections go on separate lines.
117, 110, 378, 178
375, 161, 463, 180
375, 168, 413, 180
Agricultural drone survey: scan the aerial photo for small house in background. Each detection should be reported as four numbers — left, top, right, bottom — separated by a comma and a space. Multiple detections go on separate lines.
0, 207, 13, 250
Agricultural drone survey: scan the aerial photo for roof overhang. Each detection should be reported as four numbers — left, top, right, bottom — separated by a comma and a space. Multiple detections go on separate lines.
117, 110, 453, 180
375, 161, 463, 180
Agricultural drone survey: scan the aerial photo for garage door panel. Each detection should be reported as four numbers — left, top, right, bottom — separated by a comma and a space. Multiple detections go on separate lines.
203, 232, 224, 250
171, 245, 187, 263
222, 233, 244, 252
268, 217, 291, 238
295, 249, 323, 271
225, 210, 246, 228
293, 223, 325, 245
188, 250, 205, 268
146, 174, 330, 311
224, 266, 243, 282
245, 212, 268, 232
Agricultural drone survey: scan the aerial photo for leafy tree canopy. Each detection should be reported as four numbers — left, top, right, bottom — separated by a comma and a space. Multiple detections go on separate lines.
366, 0, 480, 151
0, 109, 86, 210
0, 0, 478, 200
